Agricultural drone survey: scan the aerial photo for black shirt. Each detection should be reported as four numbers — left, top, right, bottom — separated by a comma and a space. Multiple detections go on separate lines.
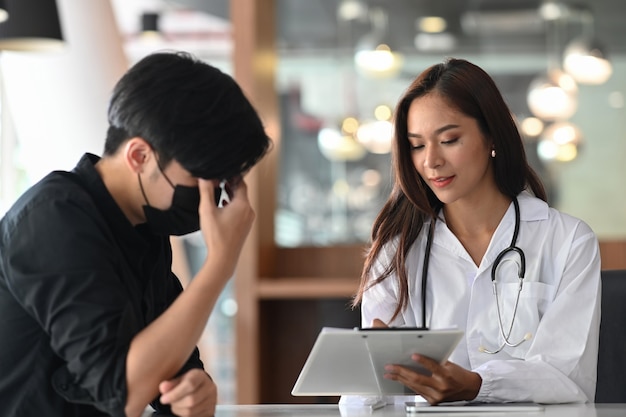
0, 154, 203, 416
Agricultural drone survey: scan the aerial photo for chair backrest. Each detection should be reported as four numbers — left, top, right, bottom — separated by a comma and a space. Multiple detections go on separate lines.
595, 269, 626, 403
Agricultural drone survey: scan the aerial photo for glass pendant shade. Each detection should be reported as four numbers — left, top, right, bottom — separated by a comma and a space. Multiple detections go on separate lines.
356, 120, 393, 154
354, 44, 404, 78
317, 127, 367, 161
0, 0, 8, 23
527, 69, 578, 120
353, 7, 403, 78
537, 121, 583, 162
563, 37, 612, 85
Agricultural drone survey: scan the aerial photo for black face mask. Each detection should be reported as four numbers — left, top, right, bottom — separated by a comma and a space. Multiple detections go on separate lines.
139, 159, 201, 236
142, 184, 200, 236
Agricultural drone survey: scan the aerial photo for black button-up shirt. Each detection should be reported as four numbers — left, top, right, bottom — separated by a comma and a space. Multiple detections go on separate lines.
0, 154, 203, 416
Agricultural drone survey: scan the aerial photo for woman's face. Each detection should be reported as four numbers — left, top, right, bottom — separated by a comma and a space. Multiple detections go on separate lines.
406, 93, 496, 206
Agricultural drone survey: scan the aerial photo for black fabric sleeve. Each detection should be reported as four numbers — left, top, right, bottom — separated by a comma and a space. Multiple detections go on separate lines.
3, 190, 140, 416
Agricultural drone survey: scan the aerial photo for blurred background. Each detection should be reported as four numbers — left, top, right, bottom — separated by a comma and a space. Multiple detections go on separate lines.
0, 0, 624, 406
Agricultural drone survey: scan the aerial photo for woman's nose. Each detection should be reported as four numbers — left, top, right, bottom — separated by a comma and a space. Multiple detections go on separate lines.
423, 146, 443, 169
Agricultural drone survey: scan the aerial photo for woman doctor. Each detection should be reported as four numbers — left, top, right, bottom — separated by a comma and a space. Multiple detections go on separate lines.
352, 58, 601, 405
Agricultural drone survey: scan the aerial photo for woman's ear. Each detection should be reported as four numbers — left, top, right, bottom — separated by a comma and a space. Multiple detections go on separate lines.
124, 137, 151, 174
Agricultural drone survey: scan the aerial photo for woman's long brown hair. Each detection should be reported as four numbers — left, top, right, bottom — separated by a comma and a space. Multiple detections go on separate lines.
352, 58, 547, 323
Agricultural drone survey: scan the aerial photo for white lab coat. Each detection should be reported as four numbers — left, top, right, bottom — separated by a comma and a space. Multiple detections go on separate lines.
358, 191, 601, 404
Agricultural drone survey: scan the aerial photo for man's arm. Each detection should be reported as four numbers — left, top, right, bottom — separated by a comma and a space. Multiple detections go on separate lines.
124, 179, 254, 417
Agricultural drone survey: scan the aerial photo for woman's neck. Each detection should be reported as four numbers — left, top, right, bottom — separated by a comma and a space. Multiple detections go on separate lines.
442, 192, 512, 266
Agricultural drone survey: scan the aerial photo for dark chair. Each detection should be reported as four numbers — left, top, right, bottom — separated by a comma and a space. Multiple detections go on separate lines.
595, 269, 626, 403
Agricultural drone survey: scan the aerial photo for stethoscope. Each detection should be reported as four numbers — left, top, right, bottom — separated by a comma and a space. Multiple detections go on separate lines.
420, 197, 531, 354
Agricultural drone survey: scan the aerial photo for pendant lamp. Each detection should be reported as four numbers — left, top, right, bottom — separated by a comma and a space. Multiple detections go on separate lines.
527, 68, 578, 121
0, 0, 64, 51
563, 37, 612, 85
354, 7, 403, 78
561, 6, 612, 85
0, 0, 8, 23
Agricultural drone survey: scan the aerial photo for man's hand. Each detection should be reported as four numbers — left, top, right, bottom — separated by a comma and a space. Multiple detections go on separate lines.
197, 178, 255, 280
159, 368, 217, 417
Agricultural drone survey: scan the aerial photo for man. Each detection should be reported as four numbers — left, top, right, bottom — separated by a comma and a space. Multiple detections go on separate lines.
0, 51, 271, 417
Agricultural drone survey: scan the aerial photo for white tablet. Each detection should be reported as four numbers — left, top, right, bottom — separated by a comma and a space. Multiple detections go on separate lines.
291, 327, 463, 396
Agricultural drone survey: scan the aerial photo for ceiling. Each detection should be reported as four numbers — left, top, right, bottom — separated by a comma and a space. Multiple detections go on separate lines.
129, 0, 626, 58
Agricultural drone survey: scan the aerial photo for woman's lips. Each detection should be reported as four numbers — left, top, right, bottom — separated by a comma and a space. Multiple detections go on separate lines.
430, 176, 454, 188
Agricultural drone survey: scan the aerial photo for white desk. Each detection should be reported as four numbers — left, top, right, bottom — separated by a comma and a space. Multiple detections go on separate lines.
141, 403, 626, 417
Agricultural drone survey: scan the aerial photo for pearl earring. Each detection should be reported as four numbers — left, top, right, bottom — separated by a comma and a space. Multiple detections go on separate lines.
491, 149, 496, 158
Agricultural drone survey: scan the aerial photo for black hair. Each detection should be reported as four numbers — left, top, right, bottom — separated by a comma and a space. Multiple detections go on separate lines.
104, 50, 271, 179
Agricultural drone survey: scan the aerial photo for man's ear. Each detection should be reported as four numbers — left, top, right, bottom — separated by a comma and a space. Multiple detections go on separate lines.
124, 137, 151, 174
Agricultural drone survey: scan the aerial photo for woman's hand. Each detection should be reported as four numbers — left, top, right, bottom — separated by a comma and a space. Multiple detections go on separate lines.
371, 318, 388, 328
370, 317, 481, 404
383, 354, 482, 404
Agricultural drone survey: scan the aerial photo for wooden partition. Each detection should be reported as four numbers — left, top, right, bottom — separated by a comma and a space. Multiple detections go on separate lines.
599, 241, 626, 269
231, 0, 279, 404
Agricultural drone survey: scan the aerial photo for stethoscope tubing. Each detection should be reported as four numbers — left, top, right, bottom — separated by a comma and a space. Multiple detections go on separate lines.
420, 197, 528, 353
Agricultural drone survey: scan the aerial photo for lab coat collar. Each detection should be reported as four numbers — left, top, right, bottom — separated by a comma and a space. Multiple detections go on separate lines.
516, 190, 549, 222
429, 191, 549, 272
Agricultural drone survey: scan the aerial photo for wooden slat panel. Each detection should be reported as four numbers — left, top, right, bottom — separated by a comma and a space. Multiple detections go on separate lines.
257, 277, 359, 299
272, 241, 626, 276
274, 245, 366, 278
600, 240, 626, 269
231, 0, 278, 404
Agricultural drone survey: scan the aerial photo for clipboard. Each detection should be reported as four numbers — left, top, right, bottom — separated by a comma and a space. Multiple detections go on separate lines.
291, 327, 463, 396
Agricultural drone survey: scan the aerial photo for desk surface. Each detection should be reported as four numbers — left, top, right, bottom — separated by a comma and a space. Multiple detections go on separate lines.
141, 403, 626, 417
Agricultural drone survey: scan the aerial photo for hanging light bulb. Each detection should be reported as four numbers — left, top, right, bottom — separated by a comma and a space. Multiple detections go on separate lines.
560, 6, 612, 85
354, 7, 403, 78
527, 69, 578, 120
0, 0, 7, 23
520, 116, 545, 138
355, 104, 394, 154
337, 0, 368, 22
317, 126, 366, 162
563, 37, 612, 85
354, 44, 404, 78
356, 120, 393, 154
537, 121, 583, 162
544, 121, 583, 146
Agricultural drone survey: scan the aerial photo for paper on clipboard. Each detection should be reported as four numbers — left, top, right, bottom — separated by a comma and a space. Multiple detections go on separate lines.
291, 327, 463, 396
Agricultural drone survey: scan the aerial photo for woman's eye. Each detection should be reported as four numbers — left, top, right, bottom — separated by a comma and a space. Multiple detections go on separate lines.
410, 144, 424, 150
442, 137, 459, 145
